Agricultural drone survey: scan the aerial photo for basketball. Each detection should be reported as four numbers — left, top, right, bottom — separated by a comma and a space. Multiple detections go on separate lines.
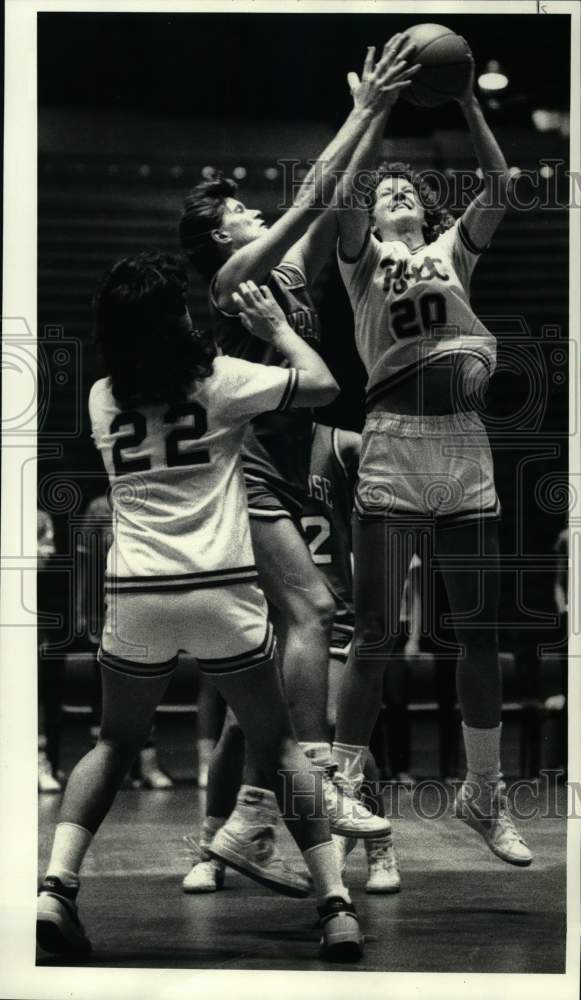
402, 23, 473, 107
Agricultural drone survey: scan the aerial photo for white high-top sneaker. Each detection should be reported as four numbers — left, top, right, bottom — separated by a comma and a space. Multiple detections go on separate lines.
208, 788, 311, 897
455, 779, 533, 866
182, 830, 226, 894
364, 832, 401, 893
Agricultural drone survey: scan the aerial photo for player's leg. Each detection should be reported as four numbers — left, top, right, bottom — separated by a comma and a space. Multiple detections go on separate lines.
196, 672, 226, 788
328, 632, 401, 894
37, 658, 175, 956
251, 514, 387, 838
332, 516, 417, 786
250, 514, 333, 743
361, 752, 401, 894
182, 706, 243, 893
382, 637, 414, 784
435, 519, 532, 865
206, 654, 364, 960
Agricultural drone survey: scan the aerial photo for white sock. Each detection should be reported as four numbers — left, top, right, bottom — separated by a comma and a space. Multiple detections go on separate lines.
298, 742, 332, 767
197, 738, 215, 764
303, 840, 351, 905
462, 723, 502, 784
332, 742, 367, 783
46, 822, 93, 883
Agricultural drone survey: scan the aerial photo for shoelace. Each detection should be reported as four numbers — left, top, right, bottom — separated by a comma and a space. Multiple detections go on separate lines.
493, 797, 528, 845
323, 765, 359, 798
182, 834, 210, 863
367, 839, 398, 865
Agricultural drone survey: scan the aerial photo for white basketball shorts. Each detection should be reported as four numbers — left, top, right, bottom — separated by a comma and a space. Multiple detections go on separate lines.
98, 581, 274, 679
355, 410, 500, 526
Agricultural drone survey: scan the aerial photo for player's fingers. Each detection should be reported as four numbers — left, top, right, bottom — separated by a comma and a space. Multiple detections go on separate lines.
397, 40, 417, 64
377, 33, 404, 69
246, 280, 263, 303
377, 58, 408, 84
258, 285, 273, 303
239, 313, 252, 330
347, 71, 360, 94
362, 45, 376, 78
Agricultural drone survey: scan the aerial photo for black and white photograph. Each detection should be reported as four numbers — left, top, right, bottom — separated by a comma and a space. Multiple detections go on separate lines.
1, 1, 580, 997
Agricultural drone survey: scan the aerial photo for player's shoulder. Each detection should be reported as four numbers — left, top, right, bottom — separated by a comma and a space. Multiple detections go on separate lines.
430, 217, 459, 247
88, 377, 115, 419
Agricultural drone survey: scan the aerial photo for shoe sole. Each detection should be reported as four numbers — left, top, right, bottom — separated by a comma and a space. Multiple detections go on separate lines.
320, 932, 364, 962
36, 916, 92, 957
181, 872, 225, 894
329, 820, 390, 840
365, 882, 401, 894
208, 846, 310, 898
456, 806, 533, 867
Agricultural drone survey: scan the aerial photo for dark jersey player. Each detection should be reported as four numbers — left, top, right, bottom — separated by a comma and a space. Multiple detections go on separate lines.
179, 36, 419, 834
302, 425, 401, 894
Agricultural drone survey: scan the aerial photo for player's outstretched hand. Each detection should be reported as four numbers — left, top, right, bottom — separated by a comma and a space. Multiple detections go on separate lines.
233, 281, 291, 342
347, 34, 420, 112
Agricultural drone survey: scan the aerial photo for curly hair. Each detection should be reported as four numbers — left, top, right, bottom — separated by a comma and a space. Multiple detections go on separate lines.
94, 251, 215, 408
179, 171, 238, 281
371, 161, 455, 244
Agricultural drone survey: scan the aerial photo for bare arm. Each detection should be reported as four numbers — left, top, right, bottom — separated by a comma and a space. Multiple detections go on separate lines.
455, 46, 513, 250
336, 38, 419, 259
282, 211, 338, 288
216, 38, 416, 308
233, 282, 339, 408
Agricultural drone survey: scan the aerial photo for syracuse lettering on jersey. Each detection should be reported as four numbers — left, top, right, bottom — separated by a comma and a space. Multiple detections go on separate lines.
380, 255, 450, 295
286, 307, 319, 342
307, 473, 334, 510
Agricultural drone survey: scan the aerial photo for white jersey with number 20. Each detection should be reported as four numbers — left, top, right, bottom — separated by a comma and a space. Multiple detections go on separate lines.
337, 219, 497, 405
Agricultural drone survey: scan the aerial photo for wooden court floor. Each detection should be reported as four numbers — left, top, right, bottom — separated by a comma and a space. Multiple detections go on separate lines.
37, 783, 566, 973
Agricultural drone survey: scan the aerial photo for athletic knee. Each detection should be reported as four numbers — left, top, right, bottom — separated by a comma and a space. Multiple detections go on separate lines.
98, 732, 145, 763
286, 584, 335, 634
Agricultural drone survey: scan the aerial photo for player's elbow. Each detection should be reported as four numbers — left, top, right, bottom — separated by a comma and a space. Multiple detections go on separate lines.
317, 373, 340, 406
295, 372, 339, 408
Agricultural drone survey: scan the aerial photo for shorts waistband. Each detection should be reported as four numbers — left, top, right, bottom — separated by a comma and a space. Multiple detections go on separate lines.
364, 410, 485, 437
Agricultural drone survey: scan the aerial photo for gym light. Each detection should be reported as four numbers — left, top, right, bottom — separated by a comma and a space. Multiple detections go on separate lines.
478, 60, 509, 93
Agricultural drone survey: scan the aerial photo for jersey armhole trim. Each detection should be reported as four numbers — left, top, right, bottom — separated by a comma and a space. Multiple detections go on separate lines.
331, 428, 349, 480
337, 227, 371, 264
209, 274, 239, 319
458, 220, 488, 256
276, 261, 307, 287
276, 368, 299, 412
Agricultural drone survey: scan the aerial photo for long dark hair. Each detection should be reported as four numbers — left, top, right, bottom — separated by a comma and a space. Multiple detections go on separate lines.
372, 162, 455, 244
94, 251, 215, 407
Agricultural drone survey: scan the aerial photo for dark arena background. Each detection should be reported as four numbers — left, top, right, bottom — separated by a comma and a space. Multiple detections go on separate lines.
36, 10, 571, 976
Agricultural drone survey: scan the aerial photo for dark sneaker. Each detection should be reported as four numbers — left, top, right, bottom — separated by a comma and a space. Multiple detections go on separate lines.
36, 877, 92, 956
318, 895, 364, 962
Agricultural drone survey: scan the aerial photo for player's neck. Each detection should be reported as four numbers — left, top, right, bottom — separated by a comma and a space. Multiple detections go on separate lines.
380, 222, 425, 253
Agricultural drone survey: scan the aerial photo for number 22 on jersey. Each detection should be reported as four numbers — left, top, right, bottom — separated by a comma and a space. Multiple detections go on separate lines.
110, 402, 210, 476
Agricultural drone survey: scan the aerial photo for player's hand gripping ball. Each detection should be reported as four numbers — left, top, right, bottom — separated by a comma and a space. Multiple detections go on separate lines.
401, 24, 473, 107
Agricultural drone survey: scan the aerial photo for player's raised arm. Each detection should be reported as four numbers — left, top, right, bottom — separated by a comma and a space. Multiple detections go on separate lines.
233, 281, 339, 408
455, 44, 513, 250
215, 37, 416, 308
336, 38, 419, 259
